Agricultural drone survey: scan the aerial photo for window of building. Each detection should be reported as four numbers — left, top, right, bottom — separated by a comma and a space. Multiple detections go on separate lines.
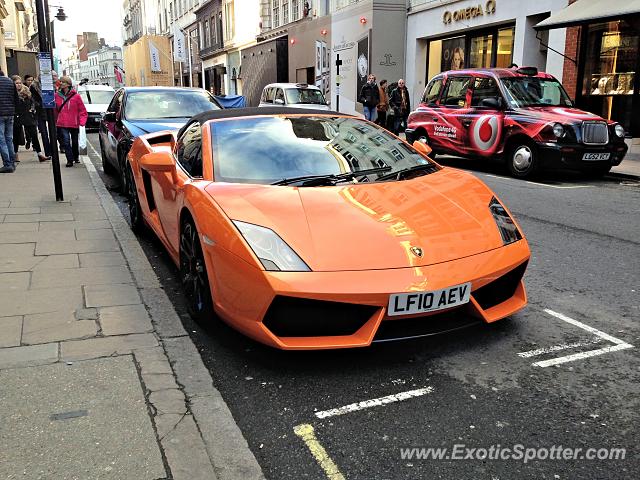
218, 12, 223, 43
283, 0, 289, 24
272, 1, 280, 28
210, 15, 216, 46
469, 33, 493, 69
225, 1, 235, 40
204, 20, 209, 47
292, 0, 299, 21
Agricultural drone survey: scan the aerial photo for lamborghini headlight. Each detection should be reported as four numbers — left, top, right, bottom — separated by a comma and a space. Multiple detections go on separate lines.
232, 220, 311, 272
489, 197, 522, 245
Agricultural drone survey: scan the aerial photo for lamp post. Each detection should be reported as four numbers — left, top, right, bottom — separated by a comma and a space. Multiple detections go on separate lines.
34, 0, 65, 201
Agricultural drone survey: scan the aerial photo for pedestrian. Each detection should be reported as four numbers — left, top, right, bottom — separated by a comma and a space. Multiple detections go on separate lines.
389, 79, 411, 135
30, 74, 52, 158
23, 74, 35, 149
0, 69, 18, 173
376, 79, 389, 129
55, 76, 87, 167
13, 77, 50, 162
10, 76, 25, 159
359, 74, 380, 122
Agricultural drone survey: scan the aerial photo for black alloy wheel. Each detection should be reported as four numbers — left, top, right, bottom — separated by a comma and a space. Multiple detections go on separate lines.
126, 164, 144, 233
180, 220, 214, 323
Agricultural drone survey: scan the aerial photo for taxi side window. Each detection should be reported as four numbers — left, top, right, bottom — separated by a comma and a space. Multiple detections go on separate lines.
441, 77, 471, 107
275, 88, 285, 103
471, 77, 500, 107
176, 123, 203, 178
422, 79, 443, 105
262, 87, 274, 104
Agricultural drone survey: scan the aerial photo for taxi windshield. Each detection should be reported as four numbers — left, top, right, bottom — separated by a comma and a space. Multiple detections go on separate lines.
211, 116, 435, 185
501, 78, 573, 108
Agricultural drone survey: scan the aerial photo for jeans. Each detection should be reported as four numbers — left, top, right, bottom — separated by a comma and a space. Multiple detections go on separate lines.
363, 106, 377, 122
58, 127, 79, 164
38, 117, 52, 157
0, 116, 15, 168
394, 114, 408, 135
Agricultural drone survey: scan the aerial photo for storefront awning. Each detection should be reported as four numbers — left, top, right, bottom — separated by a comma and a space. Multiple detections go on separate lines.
535, 0, 640, 30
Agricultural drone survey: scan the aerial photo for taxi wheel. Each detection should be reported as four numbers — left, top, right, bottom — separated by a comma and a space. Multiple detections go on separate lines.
100, 137, 115, 175
507, 141, 538, 178
126, 164, 144, 233
180, 220, 214, 324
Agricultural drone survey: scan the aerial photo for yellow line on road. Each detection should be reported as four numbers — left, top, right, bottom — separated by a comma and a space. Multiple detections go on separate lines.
294, 424, 346, 480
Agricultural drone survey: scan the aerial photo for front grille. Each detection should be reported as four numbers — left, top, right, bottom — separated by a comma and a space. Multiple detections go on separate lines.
472, 261, 528, 310
373, 309, 480, 343
582, 121, 609, 145
263, 296, 377, 337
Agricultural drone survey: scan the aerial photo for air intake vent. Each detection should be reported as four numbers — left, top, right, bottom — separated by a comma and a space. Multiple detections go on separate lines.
582, 121, 608, 145
472, 261, 527, 310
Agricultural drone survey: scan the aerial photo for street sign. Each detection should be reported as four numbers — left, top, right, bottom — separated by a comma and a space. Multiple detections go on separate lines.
37, 52, 55, 108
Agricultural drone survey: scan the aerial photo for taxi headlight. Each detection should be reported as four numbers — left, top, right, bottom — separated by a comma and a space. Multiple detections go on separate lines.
489, 197, 522, 245
232, 220, 311, 272
614, 124, 625, 138
552, 123, 565, 138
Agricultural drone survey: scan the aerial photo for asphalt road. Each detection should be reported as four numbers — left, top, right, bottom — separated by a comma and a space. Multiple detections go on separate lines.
86, 133, 639, 480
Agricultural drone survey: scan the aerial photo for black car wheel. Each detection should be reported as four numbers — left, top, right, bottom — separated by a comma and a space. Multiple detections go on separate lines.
100, 137, 115, 175
180, 220, 213, 323
118, 146, 129, 194
507, 140, 538, 178
126, 163, 144, 233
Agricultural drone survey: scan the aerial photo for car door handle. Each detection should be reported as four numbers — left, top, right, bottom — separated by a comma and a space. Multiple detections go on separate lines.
462, 119, 472, 127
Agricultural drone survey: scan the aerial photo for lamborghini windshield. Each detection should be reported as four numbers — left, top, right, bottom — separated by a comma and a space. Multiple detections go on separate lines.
501, 77, 573, 108
210, 116, 436, 185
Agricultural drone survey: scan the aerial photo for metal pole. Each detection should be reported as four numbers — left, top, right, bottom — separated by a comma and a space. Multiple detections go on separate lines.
35, 0, 63, 201
187, 31, 193, 87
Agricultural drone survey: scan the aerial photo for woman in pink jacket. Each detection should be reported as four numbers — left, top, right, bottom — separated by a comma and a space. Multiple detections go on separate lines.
55, 76, 87, 167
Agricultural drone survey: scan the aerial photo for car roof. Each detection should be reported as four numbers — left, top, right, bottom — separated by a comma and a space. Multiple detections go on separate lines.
191, 107, 348, 126
120, 86, 210, 93
435, 68, 556, 80
77, 84, 115, 91
263, 83, 322, 90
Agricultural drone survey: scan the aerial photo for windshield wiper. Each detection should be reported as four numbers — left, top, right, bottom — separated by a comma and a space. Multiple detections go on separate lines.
377, 163, 439, 182
271, 167, 392, 186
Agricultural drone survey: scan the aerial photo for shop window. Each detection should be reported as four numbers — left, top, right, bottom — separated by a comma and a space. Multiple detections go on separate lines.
580, 20, 638, 132
469, 34, 493, 69
471, 77, 500, 107
441, 76, 471, 107
496, 27, 515, 68
422, 78, 443, 105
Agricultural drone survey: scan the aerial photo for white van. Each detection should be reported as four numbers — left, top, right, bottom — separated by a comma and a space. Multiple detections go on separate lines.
77, 84, 116, 130
259, 83, 330, 110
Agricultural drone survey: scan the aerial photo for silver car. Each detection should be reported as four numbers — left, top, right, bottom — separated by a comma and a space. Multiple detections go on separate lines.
258, 83, 330, 110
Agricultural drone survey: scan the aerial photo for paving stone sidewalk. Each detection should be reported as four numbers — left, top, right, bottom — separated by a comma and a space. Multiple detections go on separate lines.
0, 151, 264, 480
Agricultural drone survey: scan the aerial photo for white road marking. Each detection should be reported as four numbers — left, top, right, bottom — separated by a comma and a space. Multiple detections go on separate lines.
544, 309, 629, 345
480, 173, 591, 189
525, 310, 634, 368
532, 344, 634, 368
517, 337, 603, 358
314, 387, 433, 419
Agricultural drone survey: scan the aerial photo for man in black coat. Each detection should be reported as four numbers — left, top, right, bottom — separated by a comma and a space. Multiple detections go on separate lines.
359, 74, 380, 123
0, 69, 18, 173
389, 79, 411, 135
30, 76, 52, 158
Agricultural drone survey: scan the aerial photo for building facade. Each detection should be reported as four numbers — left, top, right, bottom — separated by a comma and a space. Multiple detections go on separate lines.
98, 46, 124, 88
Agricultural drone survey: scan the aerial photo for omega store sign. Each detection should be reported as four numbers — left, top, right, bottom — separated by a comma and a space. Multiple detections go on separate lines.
443, 0, 496, 25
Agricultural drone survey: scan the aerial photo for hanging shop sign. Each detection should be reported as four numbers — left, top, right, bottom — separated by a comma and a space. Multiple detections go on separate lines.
443, 0, 496, 24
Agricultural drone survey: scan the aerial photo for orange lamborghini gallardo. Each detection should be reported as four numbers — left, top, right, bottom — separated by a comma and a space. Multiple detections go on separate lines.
126, 107, 530, 350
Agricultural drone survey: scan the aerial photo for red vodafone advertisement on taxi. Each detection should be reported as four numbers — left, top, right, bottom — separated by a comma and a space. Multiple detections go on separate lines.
406, 67, 628, 178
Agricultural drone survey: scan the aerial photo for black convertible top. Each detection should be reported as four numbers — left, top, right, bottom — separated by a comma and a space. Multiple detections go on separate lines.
191, 107, 348, 125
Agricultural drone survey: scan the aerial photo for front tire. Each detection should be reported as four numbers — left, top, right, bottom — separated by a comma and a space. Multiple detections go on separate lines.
180, 220, 214, 324
100, 137, 115, 175
416, 132, 436, 159
507, 141, 538, 178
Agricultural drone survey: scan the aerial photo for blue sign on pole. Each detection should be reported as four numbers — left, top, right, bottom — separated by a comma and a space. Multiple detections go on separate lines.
37, 52, 56, 109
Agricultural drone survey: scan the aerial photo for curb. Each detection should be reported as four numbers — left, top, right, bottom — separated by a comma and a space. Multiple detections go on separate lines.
81, 155, 265, 480
607, 171, 640, 181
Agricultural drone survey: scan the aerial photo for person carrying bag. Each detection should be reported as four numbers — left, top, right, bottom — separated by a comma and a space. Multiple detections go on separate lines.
55, 76, 87, 167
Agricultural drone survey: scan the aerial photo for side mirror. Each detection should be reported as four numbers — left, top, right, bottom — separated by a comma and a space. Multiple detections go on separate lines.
102, 111, 116, 122
412, 140, 432, 156
274, 98, 285, 105
139, 151, 175, 172
480, 97, 502, 109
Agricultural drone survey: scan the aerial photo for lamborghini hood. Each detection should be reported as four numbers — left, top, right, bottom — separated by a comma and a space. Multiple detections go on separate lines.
205, 169, 509, 272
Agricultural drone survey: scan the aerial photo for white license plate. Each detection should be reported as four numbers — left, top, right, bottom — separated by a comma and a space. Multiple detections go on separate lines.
582, 153, 610, 161
388, 283, 471, 317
